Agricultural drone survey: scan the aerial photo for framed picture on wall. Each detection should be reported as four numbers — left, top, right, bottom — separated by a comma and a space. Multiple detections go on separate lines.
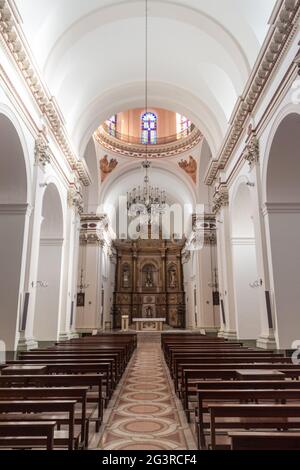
213, 291, 220, 306
77, 292, 85, 307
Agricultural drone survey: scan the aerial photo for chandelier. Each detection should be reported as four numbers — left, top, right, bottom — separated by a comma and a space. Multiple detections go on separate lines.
127, 161, 166, 215
127, 0, 166, 217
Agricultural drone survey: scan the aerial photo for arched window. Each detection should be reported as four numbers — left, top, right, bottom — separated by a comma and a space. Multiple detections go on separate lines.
176, 113, 191, 138
106, 115, 117, 137
141, 112, 157, 144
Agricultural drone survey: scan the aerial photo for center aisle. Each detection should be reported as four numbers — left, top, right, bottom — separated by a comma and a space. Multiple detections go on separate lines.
97, 333, 196, 450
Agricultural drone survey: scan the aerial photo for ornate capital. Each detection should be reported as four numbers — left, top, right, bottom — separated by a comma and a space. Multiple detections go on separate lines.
192, 213, 217, 245
68, 187, 84, 215
212, 186, 229, 215
80, 213, 112, 247
35, 137, 51, 167
295, 47, 300, 75
244, 136, 260, 167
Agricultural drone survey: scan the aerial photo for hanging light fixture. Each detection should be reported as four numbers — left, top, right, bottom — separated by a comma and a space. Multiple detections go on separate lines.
127, 0, 166, 217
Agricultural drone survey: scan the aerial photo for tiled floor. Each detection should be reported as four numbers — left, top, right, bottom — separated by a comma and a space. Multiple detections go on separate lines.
96, 333, 197, 450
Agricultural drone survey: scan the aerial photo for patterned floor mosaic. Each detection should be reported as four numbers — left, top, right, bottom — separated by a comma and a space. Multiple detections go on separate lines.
97, 333, 197, 450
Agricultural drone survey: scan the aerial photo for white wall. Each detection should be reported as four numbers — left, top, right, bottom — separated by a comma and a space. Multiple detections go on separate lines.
34, 242, 63, 341
232, 240, 260, 339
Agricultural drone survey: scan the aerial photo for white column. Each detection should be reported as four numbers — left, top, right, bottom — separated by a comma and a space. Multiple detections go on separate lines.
263, 203, 300, 349
197, 243, 219, 333
217, 205, 237, 339
18, 162, 44, 350
76, 240, 103, 333
0, 204, 31, 351
251, 162, 277, 349
59, 207, 80, 341
33, 238, 64, 341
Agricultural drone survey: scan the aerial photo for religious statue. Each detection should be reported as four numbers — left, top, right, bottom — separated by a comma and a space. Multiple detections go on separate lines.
122, 267, 130, 288
146, 306, 153, 318
145, 268, 153, 288
100, 155, 118, 183
169, 269, 177, 288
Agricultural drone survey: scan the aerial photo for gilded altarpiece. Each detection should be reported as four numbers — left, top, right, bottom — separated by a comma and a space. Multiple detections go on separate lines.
113, 237, 186, 329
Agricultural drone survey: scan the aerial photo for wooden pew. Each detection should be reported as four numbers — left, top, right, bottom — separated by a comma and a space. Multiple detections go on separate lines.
0, 400, 77, 450
173, 354, 288, 387
3, 362, 113, 401
208, 404, 300, 450
0, 421, 56, 450
0, 387, 88, 448
0, 374, 103, 432
229, 432, 300, 450
20, 352, 123, 378
197, 389, 300, 449
181, 367, 300, 420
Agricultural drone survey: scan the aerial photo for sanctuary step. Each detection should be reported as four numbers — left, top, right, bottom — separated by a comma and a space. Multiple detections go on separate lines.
137, 332, 162, 344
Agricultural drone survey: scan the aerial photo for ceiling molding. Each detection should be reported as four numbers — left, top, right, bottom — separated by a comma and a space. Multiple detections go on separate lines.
205, 0, 300, 186
94, 126, 203, 159
0, 0, 91, 186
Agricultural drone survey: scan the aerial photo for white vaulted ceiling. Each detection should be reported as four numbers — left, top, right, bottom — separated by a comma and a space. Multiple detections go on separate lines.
15, 0, 277, 156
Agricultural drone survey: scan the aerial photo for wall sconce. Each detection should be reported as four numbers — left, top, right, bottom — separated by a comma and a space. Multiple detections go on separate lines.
249, 279, 263, 289
246, 182, 255, 188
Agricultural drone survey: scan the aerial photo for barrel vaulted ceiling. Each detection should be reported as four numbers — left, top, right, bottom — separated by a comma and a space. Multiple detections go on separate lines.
15, 0, 277, 156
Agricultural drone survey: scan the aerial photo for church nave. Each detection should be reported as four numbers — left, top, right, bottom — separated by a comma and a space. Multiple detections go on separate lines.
98, 334, 196, 451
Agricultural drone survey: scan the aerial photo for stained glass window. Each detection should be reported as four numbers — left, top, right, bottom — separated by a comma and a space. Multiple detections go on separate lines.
176, 113, 191, 138
106, 115, 117, 137
141, 112, 157, 144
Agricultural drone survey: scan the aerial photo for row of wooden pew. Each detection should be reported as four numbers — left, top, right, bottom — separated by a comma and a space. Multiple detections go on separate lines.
162, 332, 300, 450
0, 333, 136, 450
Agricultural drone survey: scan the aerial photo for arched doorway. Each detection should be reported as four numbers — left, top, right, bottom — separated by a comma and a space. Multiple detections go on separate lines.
33, 184, 64, 342
265, 113, 300, 349
0, 113, 29, 351
231, 182, 260, 340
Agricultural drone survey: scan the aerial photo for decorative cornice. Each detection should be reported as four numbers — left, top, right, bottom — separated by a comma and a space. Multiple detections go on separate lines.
263, 201, 300, 215
0, 202, 30, 215
0, 1, 91, 186
94, 127, 203, 159
231, 237, 256, 246
212, 185, 229, 215
205, 0, 300, 185
40, 237, 64, 247
243, 134, 260, 167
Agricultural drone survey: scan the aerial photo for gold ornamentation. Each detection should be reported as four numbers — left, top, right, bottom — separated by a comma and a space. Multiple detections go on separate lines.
100, 155, 118, 182
178, 156, 197, 183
